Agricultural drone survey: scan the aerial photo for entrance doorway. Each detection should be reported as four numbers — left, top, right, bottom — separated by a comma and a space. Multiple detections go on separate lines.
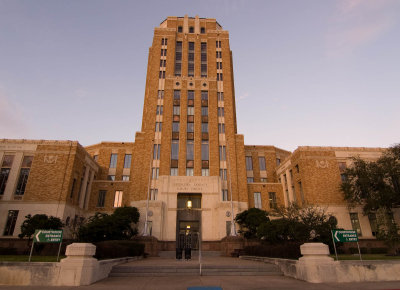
176, 193, 201, 250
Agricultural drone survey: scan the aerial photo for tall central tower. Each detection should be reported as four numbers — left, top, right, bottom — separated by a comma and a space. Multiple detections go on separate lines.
130, 16, 248, 244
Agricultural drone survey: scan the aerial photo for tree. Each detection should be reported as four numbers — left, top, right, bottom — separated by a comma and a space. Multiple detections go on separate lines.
341, 144, 400, 247
78, 206, 140, 243
19, 214, 64, 241
258, 204, 338, 250
235, 208, 270, 238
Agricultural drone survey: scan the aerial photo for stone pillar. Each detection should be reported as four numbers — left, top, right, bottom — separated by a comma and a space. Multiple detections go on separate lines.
58, 243, 99, 286
297, 243, 335, 283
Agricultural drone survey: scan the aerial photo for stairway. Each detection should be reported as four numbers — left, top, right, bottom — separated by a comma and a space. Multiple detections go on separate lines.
109, 256, 283, 277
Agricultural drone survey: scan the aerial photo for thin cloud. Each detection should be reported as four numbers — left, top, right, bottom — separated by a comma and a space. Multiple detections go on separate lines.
0, 89, 30, 138
325, 0, 398, 58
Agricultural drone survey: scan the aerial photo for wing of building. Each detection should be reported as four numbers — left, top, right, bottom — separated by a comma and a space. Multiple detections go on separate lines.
0, 16, 398, 248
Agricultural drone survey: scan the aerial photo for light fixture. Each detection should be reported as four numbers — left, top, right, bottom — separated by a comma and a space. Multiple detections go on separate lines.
187, 199, 192, 209
186, 225, 191, 229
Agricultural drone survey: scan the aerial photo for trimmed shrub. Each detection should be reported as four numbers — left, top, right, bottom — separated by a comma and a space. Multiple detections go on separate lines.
370, 247, 388, 254
243, 242, 302, 259
94, 240, 144, 259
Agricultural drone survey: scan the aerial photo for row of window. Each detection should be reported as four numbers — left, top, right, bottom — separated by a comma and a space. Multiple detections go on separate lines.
96, 190, 123, 208
245, 156, 267, 171
253, 192, 277, 209
108, 154, 132, 169
106, 175, 130, 181
177, 26, 206, 34
0, 155, 33, 196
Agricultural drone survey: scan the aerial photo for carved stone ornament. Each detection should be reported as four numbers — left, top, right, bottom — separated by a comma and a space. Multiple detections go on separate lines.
315, 160, 329, 168
44, 155, 58, 164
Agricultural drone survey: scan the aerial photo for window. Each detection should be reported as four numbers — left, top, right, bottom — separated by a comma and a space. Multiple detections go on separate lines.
295, 164, 299, 173
222, 189, 228, 201
245, 156, 253, 170
217, 73, 223, 81
218, 107, 224, 117
216, 40, 221, 48
200, 27, 205, 34
150, 189, 158, 200
292, 185, 297, 202
201, 107, 208, 116
170, 168, 178, 176
276, 158, 281, 166
220, 169, 227, 180
109, 154, 117, 168
114, 191, 123, 207
122, 175, 130, 181
159, 70, 165, 79
160, 59, 166, 67
107, 175, 115, 181
175, 42, 182, 76
173, 106, 180, 115
218, 123, 225, 134
247, 177, 254, 183
156, 105, 163, 115
216, 62, 222, 69
254, 192, 262, 209
124, 154, 132, 168
260, 178, 267, 182
174, 90, 180, 100
186, 141, 194, 160
187, 106, 194, 115
350, 213, 362, 236
186, 168, 194, 176
201, 123, 208, 133
187, 122, 194, 133
0, 155, 14, 195
188, 42, 194, 76
188, 90, 195, 100
338, 162, 347, 172
171, 141, 179, 160
202, 169, 209, 176
158, 90, 164, 99
340, 174, 347, 182
268, 192, 277, 209
216, 51, 222, 58
202, 141, 209, 160
155, 122, 162, 132
97, 190, 106, 207
15, 156, 33, 196
153, 144, 161, 160
259, 157, 266, 171
161, 38, 167, 45
201, 91, 208, 101
152, 168, 159, 179
299, 181, 305, 204
172, 122, 180, 132
368, 213, 377, 236
3, 210, 19, 236
178, 26, 182, 32
189, 26, 194, 33
217, 92, 224, 101
219, 146, 226, 161
93, 155, 98, 162
70, 178, 76, 198
201, 42, 207, 77
160, 49, 167, 56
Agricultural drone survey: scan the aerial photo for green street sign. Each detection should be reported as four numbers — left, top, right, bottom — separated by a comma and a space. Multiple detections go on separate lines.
332, 230, 358, 242
33, 229, 63, 243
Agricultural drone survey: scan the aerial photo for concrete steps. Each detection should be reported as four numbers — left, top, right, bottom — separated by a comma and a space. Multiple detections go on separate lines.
109, 259, 283, 277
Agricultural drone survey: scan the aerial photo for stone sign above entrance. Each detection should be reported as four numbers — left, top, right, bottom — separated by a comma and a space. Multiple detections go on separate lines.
159, 176, 220, 194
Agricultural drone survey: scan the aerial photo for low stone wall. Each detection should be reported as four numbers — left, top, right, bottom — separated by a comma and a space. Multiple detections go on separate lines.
0, 243, 141, 286
240, 243, 400, 283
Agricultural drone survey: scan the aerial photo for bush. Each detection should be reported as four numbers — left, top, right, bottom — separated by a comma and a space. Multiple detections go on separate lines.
243, 242, 302, 259
0, 247, 17, 255
94, 240, 145, 259
370, 247, 388, 254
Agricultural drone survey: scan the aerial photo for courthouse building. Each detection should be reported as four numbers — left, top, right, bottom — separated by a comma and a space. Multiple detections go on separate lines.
0, 16, 398, 247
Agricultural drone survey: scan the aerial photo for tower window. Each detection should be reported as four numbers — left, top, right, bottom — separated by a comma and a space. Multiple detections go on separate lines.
259, 157, 266, 171
201, 27, 205, 34
189, 26, 194, 33
245, 156, 253, 170
178, 26, 183, 33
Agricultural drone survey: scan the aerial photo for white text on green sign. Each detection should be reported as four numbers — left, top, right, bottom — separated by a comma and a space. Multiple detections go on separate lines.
333, 230, 358, 242
34, 230, 63, 243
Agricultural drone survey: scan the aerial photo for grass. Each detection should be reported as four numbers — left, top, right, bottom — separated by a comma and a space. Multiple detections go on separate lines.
0, 255, 66, 262
331, 254, 400, 261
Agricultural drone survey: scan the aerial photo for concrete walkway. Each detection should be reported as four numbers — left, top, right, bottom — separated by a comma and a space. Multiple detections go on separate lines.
1, 256, 400, 289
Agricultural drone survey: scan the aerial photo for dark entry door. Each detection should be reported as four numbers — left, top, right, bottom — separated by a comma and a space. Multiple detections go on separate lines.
176, 193, 201, 250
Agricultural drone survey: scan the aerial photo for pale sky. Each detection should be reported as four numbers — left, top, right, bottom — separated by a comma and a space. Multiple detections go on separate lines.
1, 0, 399, 151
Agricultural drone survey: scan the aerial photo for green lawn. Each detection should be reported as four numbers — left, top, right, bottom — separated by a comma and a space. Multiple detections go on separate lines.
0, 255, 66, 262
331, 254, 400, 261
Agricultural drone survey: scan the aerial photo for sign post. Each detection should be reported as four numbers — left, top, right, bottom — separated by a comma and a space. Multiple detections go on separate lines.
29, 229, 63, 262
331, 229, 361, 261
